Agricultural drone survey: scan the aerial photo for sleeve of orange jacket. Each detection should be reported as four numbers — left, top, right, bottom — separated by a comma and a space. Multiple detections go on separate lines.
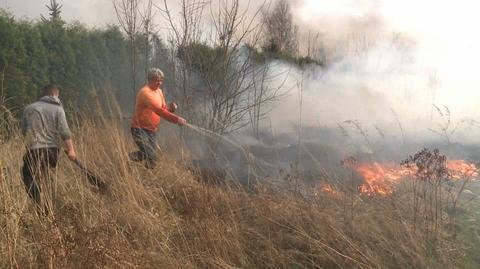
145, 91, 180, 123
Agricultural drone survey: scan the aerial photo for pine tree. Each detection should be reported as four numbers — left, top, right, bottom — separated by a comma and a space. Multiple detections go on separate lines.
41, 0, 63, 22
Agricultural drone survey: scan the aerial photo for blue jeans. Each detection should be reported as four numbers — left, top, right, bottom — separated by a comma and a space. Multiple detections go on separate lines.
130, 128, 157, 168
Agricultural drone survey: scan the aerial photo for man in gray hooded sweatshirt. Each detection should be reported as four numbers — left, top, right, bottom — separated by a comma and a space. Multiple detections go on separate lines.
21, 84, 76, 212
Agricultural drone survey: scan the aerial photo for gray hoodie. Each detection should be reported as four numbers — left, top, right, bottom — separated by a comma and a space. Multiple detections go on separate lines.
21, 96, 72, 149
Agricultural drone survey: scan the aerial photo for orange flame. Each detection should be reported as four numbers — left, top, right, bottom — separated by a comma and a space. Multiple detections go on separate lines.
320, 183, 339, 196
447, 160, 478, 179
354, 162, 413, 196
348, 160, 477, 196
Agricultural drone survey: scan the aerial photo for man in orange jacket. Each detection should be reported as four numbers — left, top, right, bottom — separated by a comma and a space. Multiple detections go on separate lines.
130, 68, 186, 169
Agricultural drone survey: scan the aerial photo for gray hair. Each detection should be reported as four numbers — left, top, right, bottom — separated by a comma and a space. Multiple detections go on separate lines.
147, 68, 164, 81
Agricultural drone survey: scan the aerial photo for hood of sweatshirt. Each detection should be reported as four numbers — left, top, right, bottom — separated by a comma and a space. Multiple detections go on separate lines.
39, 95, 62, 106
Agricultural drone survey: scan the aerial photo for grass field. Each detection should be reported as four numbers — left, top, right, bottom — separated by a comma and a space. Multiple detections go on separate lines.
1, 117, 478, 268
454, 181, 480, 269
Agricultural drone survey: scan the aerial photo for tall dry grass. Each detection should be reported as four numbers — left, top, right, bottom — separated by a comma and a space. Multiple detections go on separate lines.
0, 114, 466, 268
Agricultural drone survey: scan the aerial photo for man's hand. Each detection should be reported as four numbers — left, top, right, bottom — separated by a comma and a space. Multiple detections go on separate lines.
168, 102, 178, 112
64, 138, 77, 161
67, 149, 77, 161
177, 117, 187, 126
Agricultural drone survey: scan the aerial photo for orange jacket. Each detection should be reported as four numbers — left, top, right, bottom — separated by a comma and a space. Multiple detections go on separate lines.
131, 85, 179, 131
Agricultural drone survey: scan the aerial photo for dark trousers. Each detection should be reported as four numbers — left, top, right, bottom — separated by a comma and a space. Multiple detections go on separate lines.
130, 128, 158, 168
21, 148, 59, 211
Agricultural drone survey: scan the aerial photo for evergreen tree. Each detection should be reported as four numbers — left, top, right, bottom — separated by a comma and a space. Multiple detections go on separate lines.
41, 0, 63, 22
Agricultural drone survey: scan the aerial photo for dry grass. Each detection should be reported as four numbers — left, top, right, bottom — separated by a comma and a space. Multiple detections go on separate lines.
0, 117, 466, 268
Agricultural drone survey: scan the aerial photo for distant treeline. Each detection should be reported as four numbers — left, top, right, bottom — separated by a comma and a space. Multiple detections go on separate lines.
0, 9, 149, 118
0, 1, 324, 136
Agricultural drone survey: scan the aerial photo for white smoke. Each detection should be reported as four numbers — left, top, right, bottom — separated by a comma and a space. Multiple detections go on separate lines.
261, 0, 480, 146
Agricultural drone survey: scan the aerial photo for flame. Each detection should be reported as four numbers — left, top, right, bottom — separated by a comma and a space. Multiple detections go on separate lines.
347, 160, 477, 196
354, 162, 413, 196
320, 183, 339, 195
447, 160, 478, 179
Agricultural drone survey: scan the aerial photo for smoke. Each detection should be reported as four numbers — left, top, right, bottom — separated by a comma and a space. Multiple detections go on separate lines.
260, 0, 480, 147
266, 41, 430, 139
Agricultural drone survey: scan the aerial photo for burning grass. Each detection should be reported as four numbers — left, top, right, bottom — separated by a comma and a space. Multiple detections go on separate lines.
0, 117, 476, 268
342, 159, 478, 196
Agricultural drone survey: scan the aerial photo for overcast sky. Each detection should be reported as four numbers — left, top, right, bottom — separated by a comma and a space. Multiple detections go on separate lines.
1, 0, 113, 25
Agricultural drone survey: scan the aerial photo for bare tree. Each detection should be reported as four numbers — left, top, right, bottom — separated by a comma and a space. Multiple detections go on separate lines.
303, 30, 323, 60
261, 0, 298, 56
113, 0, 143, 96
248, 64, 269, 138
157, 0, 284, 135
140, 0, 154, 76
201, 0, 284, 134
156, 0, 207, 122
248, 60, 288, 138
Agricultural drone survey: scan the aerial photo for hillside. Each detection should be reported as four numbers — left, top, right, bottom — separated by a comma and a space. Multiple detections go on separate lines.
0, 117, 474, 269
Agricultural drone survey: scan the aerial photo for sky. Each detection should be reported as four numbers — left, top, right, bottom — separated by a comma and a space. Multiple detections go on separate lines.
3, 0, 480, 143
1, 0, 115, 26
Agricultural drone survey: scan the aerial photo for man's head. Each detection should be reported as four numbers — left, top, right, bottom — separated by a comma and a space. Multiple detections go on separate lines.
147, 68, 164, 90
42, 84, 59, 97
43, 84, 60, 97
